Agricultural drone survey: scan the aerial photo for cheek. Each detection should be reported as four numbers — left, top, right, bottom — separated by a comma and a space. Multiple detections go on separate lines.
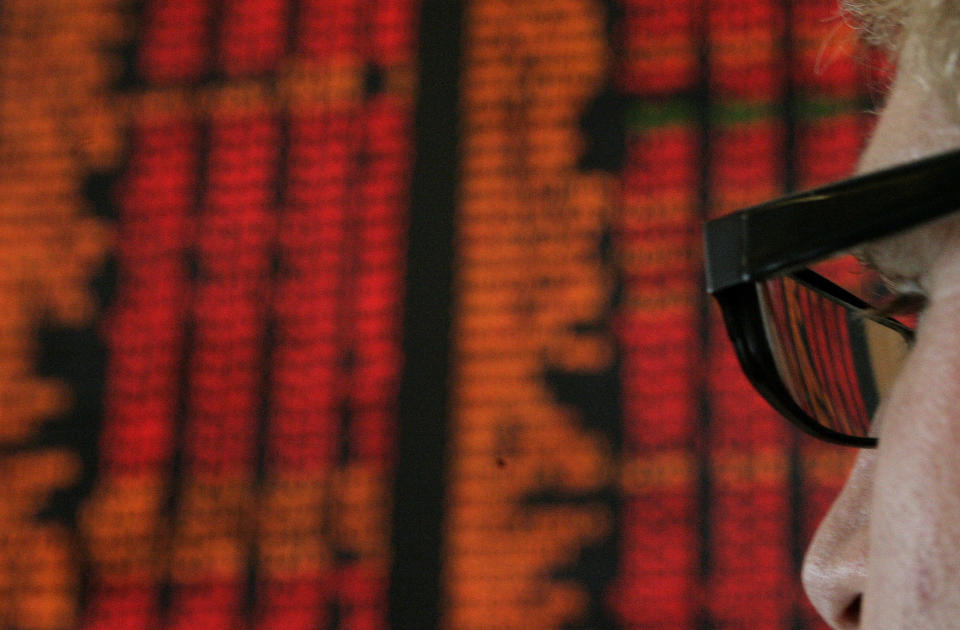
865, 300, 960, 622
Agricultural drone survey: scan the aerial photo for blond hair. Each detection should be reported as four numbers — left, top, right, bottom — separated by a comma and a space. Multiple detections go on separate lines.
844, 0, 960, 116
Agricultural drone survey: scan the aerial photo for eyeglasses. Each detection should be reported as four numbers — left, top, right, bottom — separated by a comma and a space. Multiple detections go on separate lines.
704, 148, 960, 447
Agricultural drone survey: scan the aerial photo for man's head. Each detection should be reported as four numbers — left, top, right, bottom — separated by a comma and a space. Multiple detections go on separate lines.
801, 1, 960, 627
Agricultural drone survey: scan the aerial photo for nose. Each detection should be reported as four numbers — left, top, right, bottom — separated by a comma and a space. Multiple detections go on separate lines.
802, 449, 873, 629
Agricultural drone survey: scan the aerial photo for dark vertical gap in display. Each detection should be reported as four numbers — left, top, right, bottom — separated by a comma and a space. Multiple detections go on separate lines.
361, 0, 382, 100
389, 1, 462, 629
286, 0, 301, 56
787, 293, 808, 623
81, 0, 140, 616
782, 2, 809, 626
159, 117, 209, 623
115, 0, 146, 90
792, 607, 808, 630
245, 109, 288, 622
693, 0, 715, 626
579, 0, 627, 173
38, 164, 122, 617
207, 0, 226, 83
71, 168, 119, 614
338, 103, 361, 473
58, 0, 143, 605
538, 2, 625, 628
782, 0, 798, 195
337, 46, 359, 477
790, 436, 809, 622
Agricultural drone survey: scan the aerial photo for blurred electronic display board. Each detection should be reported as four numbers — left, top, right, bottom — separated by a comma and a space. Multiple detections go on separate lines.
0, 1, 877, 629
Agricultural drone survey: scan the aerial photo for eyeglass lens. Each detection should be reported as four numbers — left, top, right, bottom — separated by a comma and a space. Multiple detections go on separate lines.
756, 276, 910, 439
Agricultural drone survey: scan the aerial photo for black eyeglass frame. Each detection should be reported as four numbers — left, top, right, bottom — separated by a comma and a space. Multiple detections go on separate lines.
705, 148, 960, 447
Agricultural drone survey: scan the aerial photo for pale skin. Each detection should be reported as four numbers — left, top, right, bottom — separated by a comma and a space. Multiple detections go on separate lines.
802, 32, 960, 629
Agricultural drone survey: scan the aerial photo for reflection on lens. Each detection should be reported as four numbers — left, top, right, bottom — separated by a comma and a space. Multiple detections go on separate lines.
757, 275, 910, 438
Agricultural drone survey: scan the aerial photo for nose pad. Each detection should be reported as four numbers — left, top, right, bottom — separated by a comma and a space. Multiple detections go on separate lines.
802, 449, 874, 628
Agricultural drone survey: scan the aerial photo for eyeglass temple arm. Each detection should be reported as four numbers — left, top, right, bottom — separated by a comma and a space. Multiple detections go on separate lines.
705, 148, 960, 294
